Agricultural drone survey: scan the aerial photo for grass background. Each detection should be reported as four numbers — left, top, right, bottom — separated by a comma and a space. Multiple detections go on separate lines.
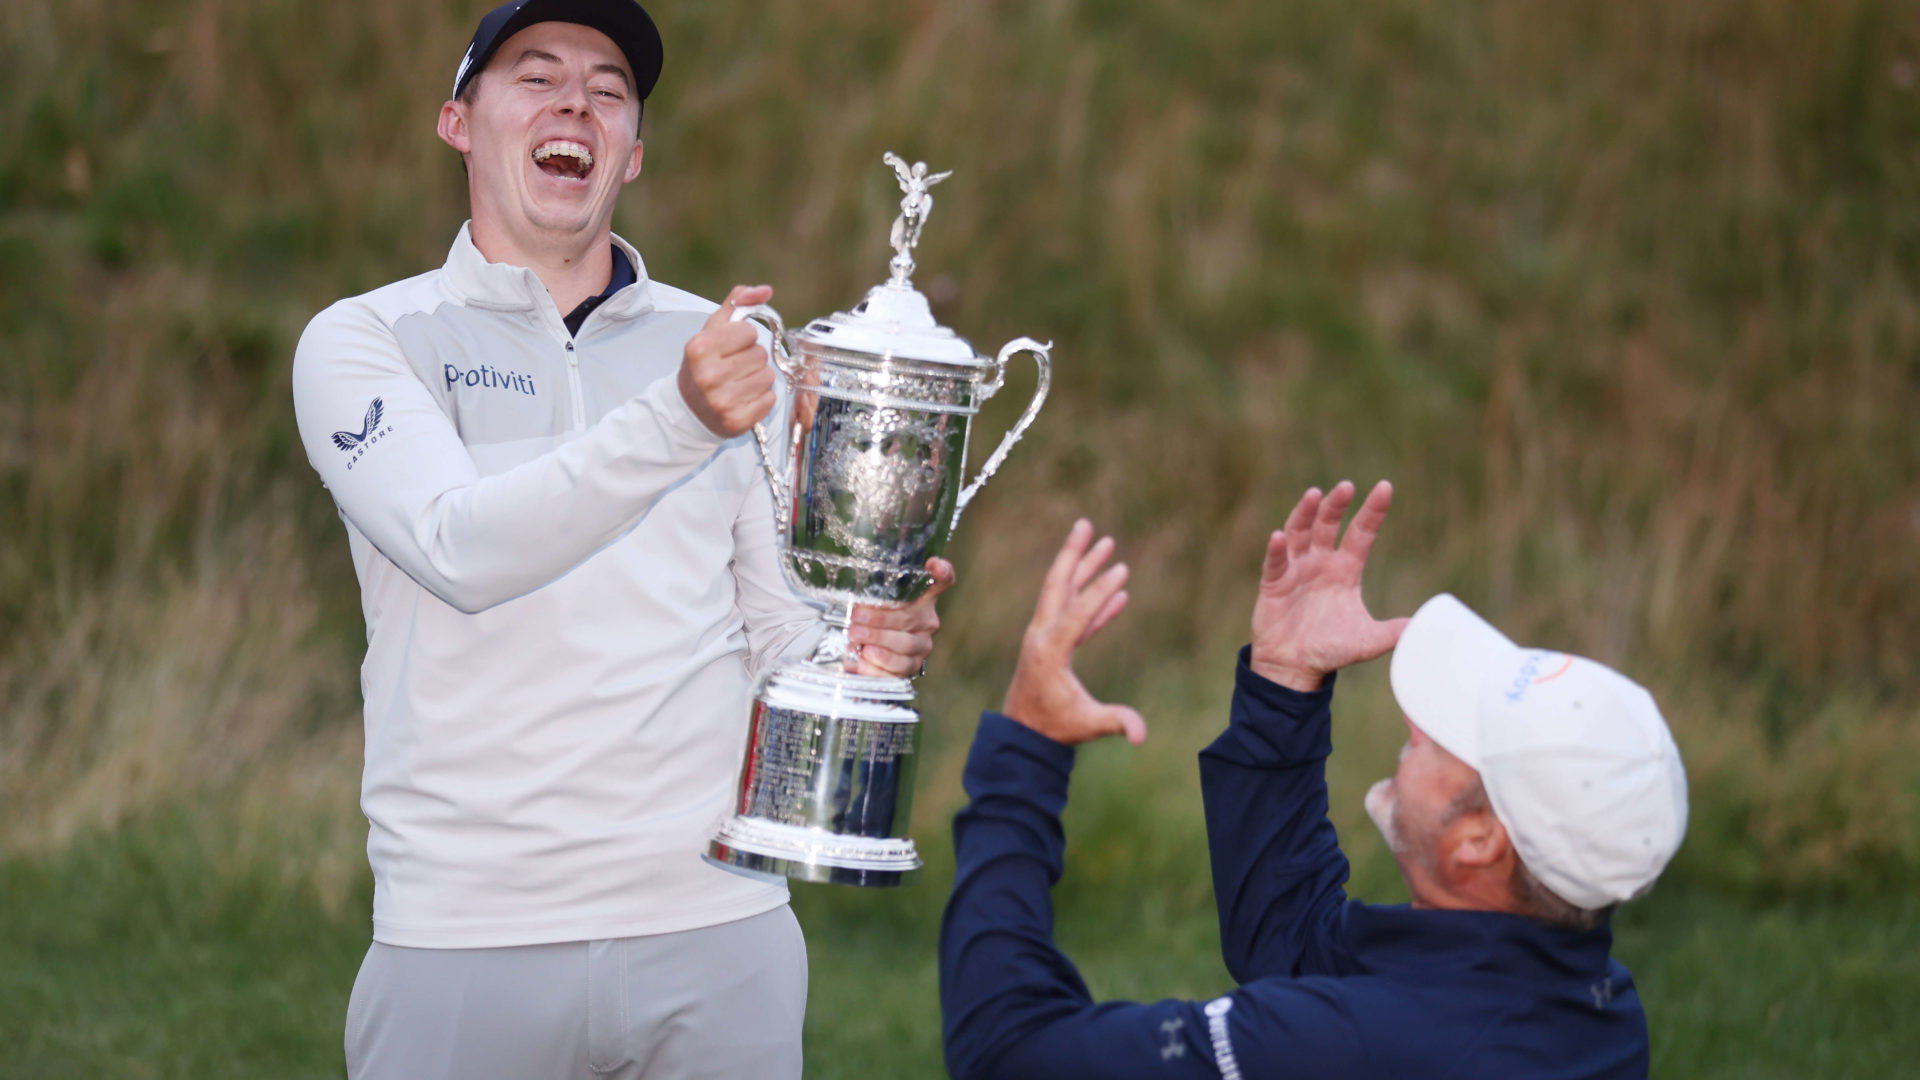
3, 0, 1918, 1075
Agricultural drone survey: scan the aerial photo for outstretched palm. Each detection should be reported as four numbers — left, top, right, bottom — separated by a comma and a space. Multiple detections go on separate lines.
1250, 480, 1408, 692
1001, 520, 1148, 746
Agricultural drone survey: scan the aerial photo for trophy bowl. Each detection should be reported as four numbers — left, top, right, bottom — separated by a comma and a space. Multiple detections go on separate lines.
705, 154, 1052, 886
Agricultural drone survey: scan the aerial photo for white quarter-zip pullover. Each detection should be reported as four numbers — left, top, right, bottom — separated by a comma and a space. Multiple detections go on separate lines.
292, 224, 819, 948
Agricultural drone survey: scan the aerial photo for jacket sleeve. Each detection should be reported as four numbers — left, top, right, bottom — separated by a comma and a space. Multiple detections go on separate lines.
939, 713, 1370, 1080
291, 298, 724, 614
727, 470, 826, 679
1197, 648, 1352, 983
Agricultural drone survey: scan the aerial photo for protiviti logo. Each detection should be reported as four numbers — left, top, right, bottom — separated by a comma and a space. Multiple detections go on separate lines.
332, 397, 395, 471
1503, 651, 1575, 703
445, 363, 537, 397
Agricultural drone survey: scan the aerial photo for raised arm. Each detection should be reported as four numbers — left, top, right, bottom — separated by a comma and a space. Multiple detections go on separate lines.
941, 713, 1226, 1080
940, 521, 1370, 1079
1202, 482, 1408, 982
291, 285, 776, 614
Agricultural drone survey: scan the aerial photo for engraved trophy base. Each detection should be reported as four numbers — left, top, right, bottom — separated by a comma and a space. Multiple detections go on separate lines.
706, 818, 921, 888
705, 665, 924, 889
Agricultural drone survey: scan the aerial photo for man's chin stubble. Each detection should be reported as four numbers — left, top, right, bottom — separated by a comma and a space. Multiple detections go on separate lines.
1365, 778, 1401, 853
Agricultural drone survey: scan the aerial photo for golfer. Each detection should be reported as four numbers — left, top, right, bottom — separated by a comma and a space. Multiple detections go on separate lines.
941, 481, 1688, 1079
291, 2, 947, 1076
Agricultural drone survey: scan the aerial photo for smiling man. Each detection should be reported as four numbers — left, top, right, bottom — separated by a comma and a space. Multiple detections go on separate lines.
290, 2, 947, 1077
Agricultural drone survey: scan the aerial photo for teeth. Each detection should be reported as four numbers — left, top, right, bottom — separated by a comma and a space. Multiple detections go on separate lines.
532, 140, 594, 168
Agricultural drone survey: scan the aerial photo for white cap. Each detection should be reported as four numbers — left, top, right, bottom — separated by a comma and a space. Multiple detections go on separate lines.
1388, 594, 1689, 911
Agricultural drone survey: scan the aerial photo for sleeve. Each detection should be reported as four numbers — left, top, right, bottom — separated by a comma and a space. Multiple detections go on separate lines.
1197, 648, 1353, 983
728, 471, 826, 679
291, 299, 724, 614
939, 714, 1370, 1080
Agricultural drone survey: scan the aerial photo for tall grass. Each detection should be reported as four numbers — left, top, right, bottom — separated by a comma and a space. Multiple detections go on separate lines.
2, 0, 1917, 910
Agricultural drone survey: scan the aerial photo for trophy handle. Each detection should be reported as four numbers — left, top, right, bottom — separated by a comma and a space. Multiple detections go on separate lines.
952, 337, 1051, 532
730, 303, 798, 521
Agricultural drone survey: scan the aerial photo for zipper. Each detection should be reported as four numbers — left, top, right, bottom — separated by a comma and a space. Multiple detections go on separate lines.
564, 339, 586, 431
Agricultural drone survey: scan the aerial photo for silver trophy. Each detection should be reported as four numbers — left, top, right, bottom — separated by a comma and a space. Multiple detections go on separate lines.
705, 154, 1052, 887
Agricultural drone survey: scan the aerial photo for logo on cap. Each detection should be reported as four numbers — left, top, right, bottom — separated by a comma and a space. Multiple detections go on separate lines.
453, 42, 478, 98
1502, 651, 1575, 704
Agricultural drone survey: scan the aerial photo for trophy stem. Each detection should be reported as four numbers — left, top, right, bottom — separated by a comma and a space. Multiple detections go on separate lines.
806, 603, 856, 667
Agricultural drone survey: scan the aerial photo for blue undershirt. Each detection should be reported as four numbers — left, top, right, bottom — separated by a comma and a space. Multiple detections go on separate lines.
562, 245, 636, 337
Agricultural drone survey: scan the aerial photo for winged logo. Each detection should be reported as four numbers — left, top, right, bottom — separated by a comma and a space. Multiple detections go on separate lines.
332, 397, 385, 452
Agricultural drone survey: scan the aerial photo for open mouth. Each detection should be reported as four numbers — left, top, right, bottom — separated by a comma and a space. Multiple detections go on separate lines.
532, 139, 595, 182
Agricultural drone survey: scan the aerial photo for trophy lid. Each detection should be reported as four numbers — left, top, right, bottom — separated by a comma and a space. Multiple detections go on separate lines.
793, 282, 986, 366
789, 153, 990, 368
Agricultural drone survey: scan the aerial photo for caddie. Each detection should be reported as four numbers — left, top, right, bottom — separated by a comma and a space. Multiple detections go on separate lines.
940, 481, 1688, 1079
290, 2, 950, 1076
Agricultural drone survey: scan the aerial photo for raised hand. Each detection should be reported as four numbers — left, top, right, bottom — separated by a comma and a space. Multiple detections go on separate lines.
1250, 480, 1409, 692
847, 558, 956, 678
678, 284, 777, 437
1001, 520, 1147, 746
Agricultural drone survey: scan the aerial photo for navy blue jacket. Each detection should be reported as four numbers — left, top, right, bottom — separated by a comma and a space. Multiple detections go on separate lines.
940, 650, 1650, 1079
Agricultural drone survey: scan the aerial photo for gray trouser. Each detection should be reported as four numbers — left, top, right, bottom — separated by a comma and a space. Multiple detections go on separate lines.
345, 906, 808, 1080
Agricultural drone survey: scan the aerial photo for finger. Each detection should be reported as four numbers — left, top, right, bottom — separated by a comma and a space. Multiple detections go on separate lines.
720, 346, 772, 385
1367, 615, 1411, 657
711, 374, 777, 433
704, 284, 774, 331
1312, 480, 1355, 551
708, 366, 775, 414
922, 558, 957, 601
1285, 488, 1321, 559
684, 325, 759, 370
848, 623, 930, 659
1339, 480, 1395, 563
852, 601, 926, 630
1038, 519, 1095, 619
1077, 589, 1129, 645
848, 596, 937, 636
1100, 703, 1149, 746
851, 600, 919, 630
702, 290, 747, 332
709, 354, 774, 394
1071, 535, 1117, 591
1063, 562, 1128, 641
729, 365, 777, 403
1259, 529, 1289, 588
734, 385, 777, 430
849, 642, 918, 678
707, 322, 763, 361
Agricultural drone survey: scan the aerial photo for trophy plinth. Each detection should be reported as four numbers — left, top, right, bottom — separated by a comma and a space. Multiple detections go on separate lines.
704, 155, 1052, 888
707, 667, 922, 887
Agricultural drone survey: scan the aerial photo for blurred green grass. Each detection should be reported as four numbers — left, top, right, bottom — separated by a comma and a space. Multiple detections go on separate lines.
7, 781, 1919, 1078
3, 0, 1919, 1073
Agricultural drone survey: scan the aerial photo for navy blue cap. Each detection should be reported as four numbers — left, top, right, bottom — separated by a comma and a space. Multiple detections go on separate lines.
453, 0, 663, 102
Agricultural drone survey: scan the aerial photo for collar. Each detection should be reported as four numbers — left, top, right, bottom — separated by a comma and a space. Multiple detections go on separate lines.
563, 245, 637, 335
1344, 902, 1616, 982
440, 221, 656, 323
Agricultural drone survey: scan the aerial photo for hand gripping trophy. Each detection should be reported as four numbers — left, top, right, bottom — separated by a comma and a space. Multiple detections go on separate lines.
705, 156, 1052, 886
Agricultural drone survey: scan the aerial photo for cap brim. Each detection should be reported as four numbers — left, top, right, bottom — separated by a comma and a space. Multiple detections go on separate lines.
1388, 594, 1518, 768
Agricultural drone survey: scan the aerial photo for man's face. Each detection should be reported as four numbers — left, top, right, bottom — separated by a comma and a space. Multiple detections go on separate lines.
439, 21, 644, 244
1365, 719, 1481, 882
